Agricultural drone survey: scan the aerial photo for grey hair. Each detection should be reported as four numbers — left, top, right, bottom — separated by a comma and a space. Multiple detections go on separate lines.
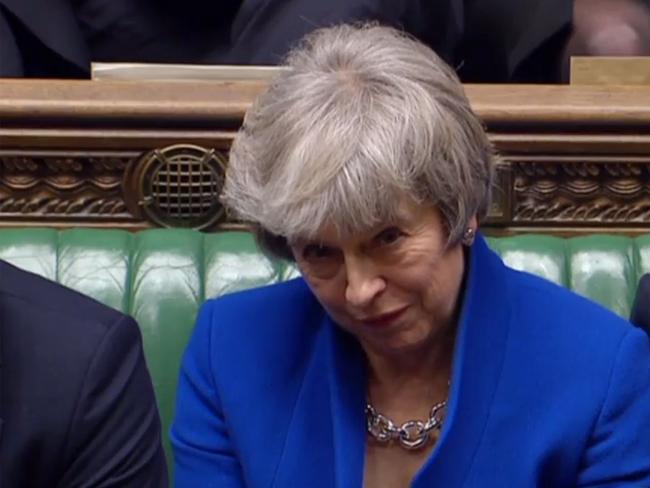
222, 23, 496, 260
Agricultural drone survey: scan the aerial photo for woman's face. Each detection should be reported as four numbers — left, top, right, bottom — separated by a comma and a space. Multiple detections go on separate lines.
290, 200, 471, 358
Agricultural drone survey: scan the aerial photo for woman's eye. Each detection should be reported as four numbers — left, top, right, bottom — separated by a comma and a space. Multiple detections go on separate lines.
375, 227, 404, 246
303, 244, 334, 260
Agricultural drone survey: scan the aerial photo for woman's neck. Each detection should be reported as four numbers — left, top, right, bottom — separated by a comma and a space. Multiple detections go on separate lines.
363, 326, 455, 412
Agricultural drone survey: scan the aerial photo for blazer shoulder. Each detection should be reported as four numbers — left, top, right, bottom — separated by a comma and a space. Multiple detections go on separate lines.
504, 266, 638, 359
196, 277, 325, 376
0, 259, 128, 332
204, 277, 320, 327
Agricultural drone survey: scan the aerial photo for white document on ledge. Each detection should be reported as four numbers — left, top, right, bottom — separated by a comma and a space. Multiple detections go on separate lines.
91, 63, 288, 82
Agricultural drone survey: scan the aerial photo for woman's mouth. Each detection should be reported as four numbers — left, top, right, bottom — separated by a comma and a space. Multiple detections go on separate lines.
360, 307, 408, 328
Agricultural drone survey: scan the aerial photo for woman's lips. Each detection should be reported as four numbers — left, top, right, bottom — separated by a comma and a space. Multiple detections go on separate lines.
360, 307, 408, 328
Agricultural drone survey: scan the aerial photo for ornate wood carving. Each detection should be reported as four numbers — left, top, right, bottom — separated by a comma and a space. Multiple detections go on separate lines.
0, 153, 137, 226
510, 159, 650, 224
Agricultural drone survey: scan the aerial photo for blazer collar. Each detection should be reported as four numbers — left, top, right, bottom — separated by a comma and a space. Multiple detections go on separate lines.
413, 234, 513, 486
326, 323, 366, 488
322, 234, 513, 487
269, 314, 366, 488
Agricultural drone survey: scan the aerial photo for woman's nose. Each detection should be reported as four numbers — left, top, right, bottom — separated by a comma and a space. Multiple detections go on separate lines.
344, 258, 385, 308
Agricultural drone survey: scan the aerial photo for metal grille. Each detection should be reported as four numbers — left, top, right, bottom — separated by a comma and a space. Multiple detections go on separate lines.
140, 145, 226, 229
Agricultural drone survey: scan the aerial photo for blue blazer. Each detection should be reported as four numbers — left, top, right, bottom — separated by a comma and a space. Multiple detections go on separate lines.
172, 236, 650, 487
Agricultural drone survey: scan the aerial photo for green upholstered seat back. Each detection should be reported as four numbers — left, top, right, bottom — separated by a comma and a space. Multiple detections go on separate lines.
1, 228, 648, 470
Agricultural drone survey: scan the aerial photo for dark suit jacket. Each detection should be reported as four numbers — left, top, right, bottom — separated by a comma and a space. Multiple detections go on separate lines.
0, 259, 168, 487
0, 0, 238, 77
0, 0, 461, 76
0, 0, 571, 82
225, 0, 463, 66
225, 0, 573, 82
0, 0, 88, 77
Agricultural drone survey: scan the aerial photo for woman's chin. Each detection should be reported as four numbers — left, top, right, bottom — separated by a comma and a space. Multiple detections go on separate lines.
334, 314, 437, 357
358, 327, 434, 358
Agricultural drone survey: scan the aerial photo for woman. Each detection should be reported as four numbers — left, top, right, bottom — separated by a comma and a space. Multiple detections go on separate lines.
171, 24, 650, 487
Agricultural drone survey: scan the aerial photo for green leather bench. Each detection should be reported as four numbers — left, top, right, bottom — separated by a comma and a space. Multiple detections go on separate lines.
1, 228, 649, 472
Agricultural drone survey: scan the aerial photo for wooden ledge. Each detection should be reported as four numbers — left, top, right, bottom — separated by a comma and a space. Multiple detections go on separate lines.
1, 80, 650, 130
0, 79, 267, 128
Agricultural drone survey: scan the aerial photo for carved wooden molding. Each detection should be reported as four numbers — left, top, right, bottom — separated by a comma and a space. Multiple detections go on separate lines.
485, 156, 650, 230
2, 150, 647, 232
0, 152, 138, 227
510, 158, 650, 224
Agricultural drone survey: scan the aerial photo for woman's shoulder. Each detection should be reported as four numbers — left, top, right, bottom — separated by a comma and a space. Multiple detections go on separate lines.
496, 266, 650, 421
504, 266, 646, 362
203, 276, 316, 314
194, 276, 326, 360
464, 265, 650, 485
182, 278, 329, 422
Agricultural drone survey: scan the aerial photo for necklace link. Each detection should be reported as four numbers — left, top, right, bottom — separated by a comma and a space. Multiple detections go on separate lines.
365, 400, 447, 451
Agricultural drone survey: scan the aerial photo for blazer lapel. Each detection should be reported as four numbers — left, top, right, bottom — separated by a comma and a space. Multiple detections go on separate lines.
269, 320, 335, 488
271, 314, 366, 488
413, 235, 513, 487
326, 320, 366, 488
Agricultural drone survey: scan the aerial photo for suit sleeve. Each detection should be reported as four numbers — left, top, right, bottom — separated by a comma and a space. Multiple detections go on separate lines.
58, 315, 168, 488
171, 301, 246, 488
577, 327, 650, 486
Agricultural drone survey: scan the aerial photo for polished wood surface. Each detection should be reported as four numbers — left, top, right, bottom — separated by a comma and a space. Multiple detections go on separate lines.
2, 80, 650, 127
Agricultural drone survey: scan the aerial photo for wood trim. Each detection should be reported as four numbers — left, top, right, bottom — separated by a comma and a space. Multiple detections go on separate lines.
2, 81, 650, 129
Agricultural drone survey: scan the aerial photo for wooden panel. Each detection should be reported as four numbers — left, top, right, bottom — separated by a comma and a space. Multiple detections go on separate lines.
0, 80, 649, 234
571, 57, 650, 85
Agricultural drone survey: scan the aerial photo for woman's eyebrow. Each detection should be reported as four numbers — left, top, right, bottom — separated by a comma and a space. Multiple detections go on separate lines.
292, 237, 331, 248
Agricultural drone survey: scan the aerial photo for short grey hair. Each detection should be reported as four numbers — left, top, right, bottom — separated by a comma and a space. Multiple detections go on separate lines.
223, 23, 496, 260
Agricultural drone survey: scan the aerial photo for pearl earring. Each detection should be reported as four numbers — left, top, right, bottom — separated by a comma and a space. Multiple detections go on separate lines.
462, 227, 476, 246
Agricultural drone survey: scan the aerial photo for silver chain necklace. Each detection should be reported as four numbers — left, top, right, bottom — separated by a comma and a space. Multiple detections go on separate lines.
365, 399, 447, 450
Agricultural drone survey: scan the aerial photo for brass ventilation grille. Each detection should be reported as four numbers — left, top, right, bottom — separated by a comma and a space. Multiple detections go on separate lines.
125, 144, 227, 229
